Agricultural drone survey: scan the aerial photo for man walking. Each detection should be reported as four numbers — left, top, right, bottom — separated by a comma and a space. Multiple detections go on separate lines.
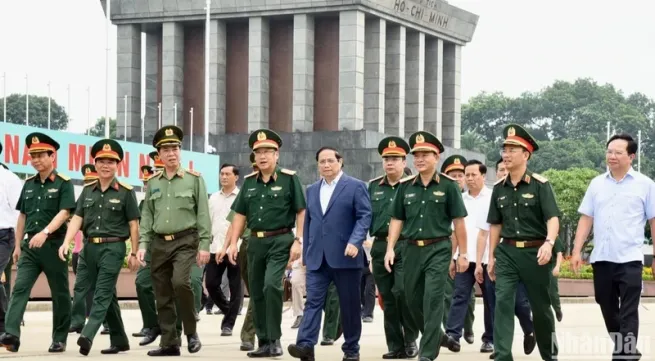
59, 139, 140, 355
384, 131, 469, 361
288, 146, 372, 361
571, 133, 652, 360
486, 124, 560, 361
137, 125, 212, 356
226, 129, 305, 358
0, 133, 75, 353
368, 136, 418, 359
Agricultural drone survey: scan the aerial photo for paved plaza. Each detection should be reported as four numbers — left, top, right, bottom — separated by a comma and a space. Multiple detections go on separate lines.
3, 300, 655, 360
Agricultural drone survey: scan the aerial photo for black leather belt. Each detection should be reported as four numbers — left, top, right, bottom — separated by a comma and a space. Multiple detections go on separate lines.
503, 239, 544, 248
87, 237, 126, 244
251, 228, 291, 238
374, 236, 406, 242
408, 236, 450, 247
155, 228, 197, 241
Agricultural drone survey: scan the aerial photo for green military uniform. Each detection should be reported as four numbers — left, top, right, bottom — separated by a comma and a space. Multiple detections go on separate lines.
550, 238, 563, 321
487, 124, 560, 361
231, 129, 306, 357
440, 155, 475, 341
0, 133, 75, 353
139, 125, 211, 355
389, 131, 468, 361
71, 139, 139, 355
69, 164, 110, 334
368, 136, 419, 357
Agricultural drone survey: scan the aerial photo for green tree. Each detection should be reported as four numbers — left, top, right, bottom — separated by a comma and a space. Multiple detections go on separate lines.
1, 93, 69, 130
87, 117, 117, 138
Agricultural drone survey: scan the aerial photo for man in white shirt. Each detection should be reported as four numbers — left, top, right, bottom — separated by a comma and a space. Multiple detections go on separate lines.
0, 147, 21, 333
206, 164, 242, 336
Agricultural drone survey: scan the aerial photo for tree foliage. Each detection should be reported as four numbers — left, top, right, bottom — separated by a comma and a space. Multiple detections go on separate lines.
1, 93, 69, 130
87, 117, 117, 138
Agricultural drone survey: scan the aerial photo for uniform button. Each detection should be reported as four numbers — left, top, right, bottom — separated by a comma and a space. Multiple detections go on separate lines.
35, 222, 38, 225
167, 194, 170, 197
392, 187, 395, 190
513, 203, 516, 206
258, 218, 261, 221
421, 201, 425, 204
420, 215, 423, 218
514, 217, 517, 220
96, 227, 99, 230
424, 188, 427, 190
101, 195, 104, 197
514, 188, 517, 191
38, 196, 41, 199
516, 231, 520, 234
390, 198, 393, 201
166, 207, 169, 210
419, 228, 422, 231
387, 222, 390, 225
166, 220, 169, 223
98, 216, 100, 219
260, 206, 263, 209
261, 195, 264, 198
36, 209, 39, 212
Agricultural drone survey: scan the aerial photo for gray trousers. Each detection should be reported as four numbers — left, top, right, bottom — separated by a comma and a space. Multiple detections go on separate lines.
0, 228, 16, 330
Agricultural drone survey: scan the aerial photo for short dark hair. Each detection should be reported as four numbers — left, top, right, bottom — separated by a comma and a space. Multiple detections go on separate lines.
315, 146, 343, 162
607, 133, 638, 155
220, 163, 239, 176
465, 159, 487, 175
403, 167, 412, 176
495, 158, 503, 167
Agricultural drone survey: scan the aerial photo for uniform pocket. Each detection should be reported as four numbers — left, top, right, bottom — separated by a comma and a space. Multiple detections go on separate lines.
175, 190, 195, 210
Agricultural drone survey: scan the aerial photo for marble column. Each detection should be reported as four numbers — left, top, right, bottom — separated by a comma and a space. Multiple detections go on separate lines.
248, 17, 270, 132
209, 19, 227, 136
116, 24, 141, 141
144, 31, 159, 141
161, 22, 184, 127
442, 42, 461, 148
424, 37, 443, 139
404, 30, 425, 138
363, 18, 386, 133
292, 14, 314, 132
338, 10, 365, 130
384, 25, 406, 137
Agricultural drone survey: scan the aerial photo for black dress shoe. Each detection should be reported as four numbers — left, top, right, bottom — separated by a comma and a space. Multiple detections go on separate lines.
405, 341, 418, 358
139, 329, 161, 346
523, 333, 536, 355
382, 350, 406, 359
320, 338, 334, 346
269, 340, 283, 357
221, 327, 232, 336
147, 345, 181, 356
101, 345, 130, 354
362, 316, 374, 323
77, 336, 92, 356
288, 343, 315, 361
342, 353, 360, 361
240, 341, 255, 351
186, 333, 201, 353
480, 341, 493, 353
48, 341, 66, 353
489, 351, 496, 359
101, 327, 110, 335
247, 342, 272, 358
291, 316, 303, 329
464, 331, 474, 344
555, 310, 563, 322
133, 328, 150, 337
443, 334, 461, 352
0, 333, 20, 352
69, 326, 83, 333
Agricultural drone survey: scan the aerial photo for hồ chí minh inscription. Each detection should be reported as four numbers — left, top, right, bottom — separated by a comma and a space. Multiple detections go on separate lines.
386, 0, 452, 30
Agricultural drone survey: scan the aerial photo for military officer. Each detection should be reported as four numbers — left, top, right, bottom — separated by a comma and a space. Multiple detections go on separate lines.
138, 125, 211, 356
384, 131, 469, 361
440, 155, 476, 347
226, 129, 306, 358
0, 133, 75, 353
69, 164, 111, 335
57, 139, 140, 355
486, 124, 560, 361
368, 136, 419, 359
150, 151, 165, 170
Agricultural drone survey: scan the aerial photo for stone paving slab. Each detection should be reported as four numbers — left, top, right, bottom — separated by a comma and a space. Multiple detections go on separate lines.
4, 302, 655, 360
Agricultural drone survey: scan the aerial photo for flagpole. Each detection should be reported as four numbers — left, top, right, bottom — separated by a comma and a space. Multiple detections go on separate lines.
204, 0, 210, 153
638, 130, 642, 172
2, 72, 6, 122
25, 74, 29, 126
47, 81, 52, 129
87, 87, 91, 135
190, 107, 194, 152
104, 0, 111, 138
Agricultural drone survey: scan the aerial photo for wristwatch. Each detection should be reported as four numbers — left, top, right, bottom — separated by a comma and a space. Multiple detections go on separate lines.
42, 227, 50, 235
294, 237, 303, 244
458, 253, 468, 259
546, 239, 555, 246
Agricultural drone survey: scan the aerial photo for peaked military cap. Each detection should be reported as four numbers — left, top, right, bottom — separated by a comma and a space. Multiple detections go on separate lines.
441, 155, 467, 174
249, 129, 282, 151
378, 136, 410, 157
250, 152, 256, 167
81, 164, 99, 181
91, 139, 124, 162
25, 132, 59, 154
503, 124, 539, 153
153, 125, 183, 148
408, 131, 444, 154
149, 151, 165, 169
141, 165, 155, 182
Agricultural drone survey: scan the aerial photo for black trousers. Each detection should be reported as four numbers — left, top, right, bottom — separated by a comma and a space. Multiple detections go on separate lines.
360, 265, 376, 318
205, 253, 242, 329
592, 261, 642, 358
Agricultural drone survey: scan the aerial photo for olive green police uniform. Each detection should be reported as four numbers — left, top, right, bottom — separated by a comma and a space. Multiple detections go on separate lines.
389, 131, 468, 361
70, 164, 110, 334
550, 239, 563, 321
440, 155, 475, 341
72, 139, 139, 355
0, 133, 75, 353
139, 125, 211, 356
368, 136, 419, 358
487, 124, 560, 361
231, 129, 306, 357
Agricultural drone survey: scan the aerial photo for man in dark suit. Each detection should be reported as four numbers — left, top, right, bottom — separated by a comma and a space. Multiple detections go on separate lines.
288, 147, 372, 361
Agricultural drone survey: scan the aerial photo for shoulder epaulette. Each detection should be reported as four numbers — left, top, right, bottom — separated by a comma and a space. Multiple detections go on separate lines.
494, 176, 506, 186
280, 168, 296, 175
57, 173, 71, 181
399, 175, 417, 183
440, 172, 455, 181
532, 173, 548, 183
245, 171, 259, 178
26, 174, 37, 180
118, 181, 133, 190
369, 175, 384, 183
185, 169, 201, 177
84, 180, 98, 187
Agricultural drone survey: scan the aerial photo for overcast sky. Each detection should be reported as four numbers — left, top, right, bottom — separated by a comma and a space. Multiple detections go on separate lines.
0, 0, 653, 133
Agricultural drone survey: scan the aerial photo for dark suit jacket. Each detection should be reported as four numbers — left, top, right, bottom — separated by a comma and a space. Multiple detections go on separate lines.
302, 173, 372, 271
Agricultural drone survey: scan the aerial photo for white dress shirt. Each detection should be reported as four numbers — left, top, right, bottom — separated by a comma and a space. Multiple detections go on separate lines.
208, 187, 240, 253
319, 171, 344, 214
0, 167, 22, 230
453, 186, 492, 264
578, 167, 655, 264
